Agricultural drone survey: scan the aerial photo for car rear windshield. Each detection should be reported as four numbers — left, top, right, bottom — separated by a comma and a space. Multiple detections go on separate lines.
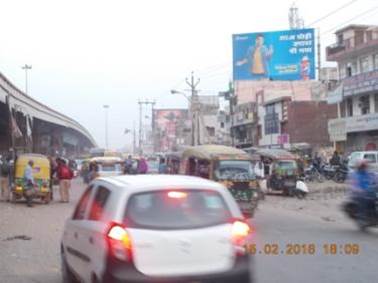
124, 190, 232, 230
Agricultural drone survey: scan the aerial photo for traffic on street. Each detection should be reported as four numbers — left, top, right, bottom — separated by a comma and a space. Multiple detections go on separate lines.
1, 0, 378, 282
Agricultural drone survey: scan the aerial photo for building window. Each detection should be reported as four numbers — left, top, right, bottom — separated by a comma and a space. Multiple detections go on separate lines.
360, 56, 372, 73
346, 98, 353, 117
375, 94, 378, 113
339, 64, 346, 79
266, 103, 275, 114
206, 127, 215, 137
374, 54, 378, 70
352, 61, 358, 75
220, 122, 225, 129
359, 95, 370, 115
337, 34, 343, 45
340, 101, 346, 118
346, 64, 352, 77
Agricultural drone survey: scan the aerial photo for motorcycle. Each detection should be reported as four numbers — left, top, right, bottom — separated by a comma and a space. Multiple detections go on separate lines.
334, 162, 349, 183
304, 165, 325, 183
322, 162, 349, 183
342, 189, 378, 230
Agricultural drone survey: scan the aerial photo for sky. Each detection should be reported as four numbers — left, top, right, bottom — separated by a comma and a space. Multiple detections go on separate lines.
0, 0, 377, 149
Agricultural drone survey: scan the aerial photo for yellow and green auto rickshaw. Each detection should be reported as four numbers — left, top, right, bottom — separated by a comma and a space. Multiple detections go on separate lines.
179, 145, 260, 217
12, 154, 52, 204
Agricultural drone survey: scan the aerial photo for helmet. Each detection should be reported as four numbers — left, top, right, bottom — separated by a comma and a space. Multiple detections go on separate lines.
357, 159, 369, 171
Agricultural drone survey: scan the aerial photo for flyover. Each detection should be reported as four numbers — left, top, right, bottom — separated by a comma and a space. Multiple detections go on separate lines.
0, 71, 96, 157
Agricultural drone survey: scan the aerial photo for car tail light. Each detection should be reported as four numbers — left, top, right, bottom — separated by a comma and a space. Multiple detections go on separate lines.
107, 223, 132, 262
231, 219, 251, 255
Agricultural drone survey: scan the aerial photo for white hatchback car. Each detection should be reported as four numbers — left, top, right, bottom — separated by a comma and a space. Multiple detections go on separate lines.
61, 175, 253, 283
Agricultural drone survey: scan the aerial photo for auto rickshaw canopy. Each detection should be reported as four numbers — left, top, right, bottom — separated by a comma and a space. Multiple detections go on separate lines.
15, 153, 50, 179
181, 145, 251, 161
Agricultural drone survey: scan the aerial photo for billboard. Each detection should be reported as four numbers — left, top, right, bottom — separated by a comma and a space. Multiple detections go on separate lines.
233, 28, 315, 81
154, 109, 189, 151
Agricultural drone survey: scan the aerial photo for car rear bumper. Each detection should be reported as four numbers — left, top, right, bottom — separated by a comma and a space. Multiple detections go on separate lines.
103, 255, 253, 283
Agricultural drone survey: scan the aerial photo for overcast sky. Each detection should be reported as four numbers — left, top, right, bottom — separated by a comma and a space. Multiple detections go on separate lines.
0, 0, 377, 149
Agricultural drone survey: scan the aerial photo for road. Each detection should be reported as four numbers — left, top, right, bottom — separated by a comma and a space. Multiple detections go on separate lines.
0, 179, 378, 283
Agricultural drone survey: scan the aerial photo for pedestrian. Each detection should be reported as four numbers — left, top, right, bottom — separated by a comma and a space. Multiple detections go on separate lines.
137, 157, 148, 174
57, 158, 74, 203
124, 155, 133, 174
48, 156, 57, 200
88, 162, 99, 182
0, 156, 11, 202
158, 158, 167, 174
24, 160, 35, 207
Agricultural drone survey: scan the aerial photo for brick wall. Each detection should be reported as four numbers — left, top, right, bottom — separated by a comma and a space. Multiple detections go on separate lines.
287, 101, 337, 148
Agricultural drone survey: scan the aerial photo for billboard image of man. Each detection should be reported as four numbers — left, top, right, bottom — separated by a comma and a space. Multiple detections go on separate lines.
236, 34, 274, 79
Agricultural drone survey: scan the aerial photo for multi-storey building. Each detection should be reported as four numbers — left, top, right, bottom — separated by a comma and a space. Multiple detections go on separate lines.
327, 24, 378, 153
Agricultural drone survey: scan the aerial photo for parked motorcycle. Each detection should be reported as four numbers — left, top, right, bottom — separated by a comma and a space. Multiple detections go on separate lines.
304, 165, 325, 183
322, 162, 349, 183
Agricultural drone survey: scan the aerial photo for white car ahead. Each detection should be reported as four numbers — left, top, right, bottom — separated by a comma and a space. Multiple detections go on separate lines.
61, 175, 253, 283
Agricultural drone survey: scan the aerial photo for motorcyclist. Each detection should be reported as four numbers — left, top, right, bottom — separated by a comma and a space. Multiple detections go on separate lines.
330, 151, 341, 166
348, 160, 377, 226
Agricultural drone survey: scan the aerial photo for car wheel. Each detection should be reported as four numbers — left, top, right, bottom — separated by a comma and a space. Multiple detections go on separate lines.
61, 251, 78, 283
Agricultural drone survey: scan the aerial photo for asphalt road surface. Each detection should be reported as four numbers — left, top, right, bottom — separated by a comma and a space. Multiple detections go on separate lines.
1, 178, 378, 283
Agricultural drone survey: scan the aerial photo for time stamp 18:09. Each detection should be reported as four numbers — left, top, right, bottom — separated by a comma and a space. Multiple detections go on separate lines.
244, 243, 360, 256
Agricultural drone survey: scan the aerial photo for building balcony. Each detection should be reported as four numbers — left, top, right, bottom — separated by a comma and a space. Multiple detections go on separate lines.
326, 36, 378, 62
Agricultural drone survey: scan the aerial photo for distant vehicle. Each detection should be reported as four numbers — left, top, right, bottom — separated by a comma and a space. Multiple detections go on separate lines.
348, 151, 378, 172
90, 157, 123, 178
256, 149, 300, 196
89, 148, 106, 158
61, 175, 253, 283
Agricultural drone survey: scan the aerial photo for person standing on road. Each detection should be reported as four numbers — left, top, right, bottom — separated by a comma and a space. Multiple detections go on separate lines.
24, 160, 35, 207
0, 156, 11, 202
137, 157, 148, 174
158, 158, 167, 174
57, 158, 73, 203
124, 155, 133, 174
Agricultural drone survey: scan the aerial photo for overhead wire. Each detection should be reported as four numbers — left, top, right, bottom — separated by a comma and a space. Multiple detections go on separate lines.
321, 6, 378, 36
307, 0, 359, 27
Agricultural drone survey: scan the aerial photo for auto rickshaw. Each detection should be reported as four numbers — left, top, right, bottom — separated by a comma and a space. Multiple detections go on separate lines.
90, 156, 123, 178
11, 153, 52, 204
255, 149, 300, 196
179, 145, 260, 217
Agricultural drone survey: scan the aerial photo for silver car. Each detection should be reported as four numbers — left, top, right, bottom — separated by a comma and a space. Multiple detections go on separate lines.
61, 175, 253, 283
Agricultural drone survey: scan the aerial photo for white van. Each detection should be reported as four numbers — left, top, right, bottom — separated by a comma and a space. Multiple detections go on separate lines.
348, 151, 378, 171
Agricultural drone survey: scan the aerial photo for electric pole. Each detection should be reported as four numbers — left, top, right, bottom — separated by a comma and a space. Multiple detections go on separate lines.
103, 105, 110, 150
21, 64, 32, 95
138, 100, 156, 155
219, 81, 236, 146
185, 72, 200, 146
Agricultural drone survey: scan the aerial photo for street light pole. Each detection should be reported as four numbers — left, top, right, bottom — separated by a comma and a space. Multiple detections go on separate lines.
21, 64, 32, 95
103, 105, 109, 150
